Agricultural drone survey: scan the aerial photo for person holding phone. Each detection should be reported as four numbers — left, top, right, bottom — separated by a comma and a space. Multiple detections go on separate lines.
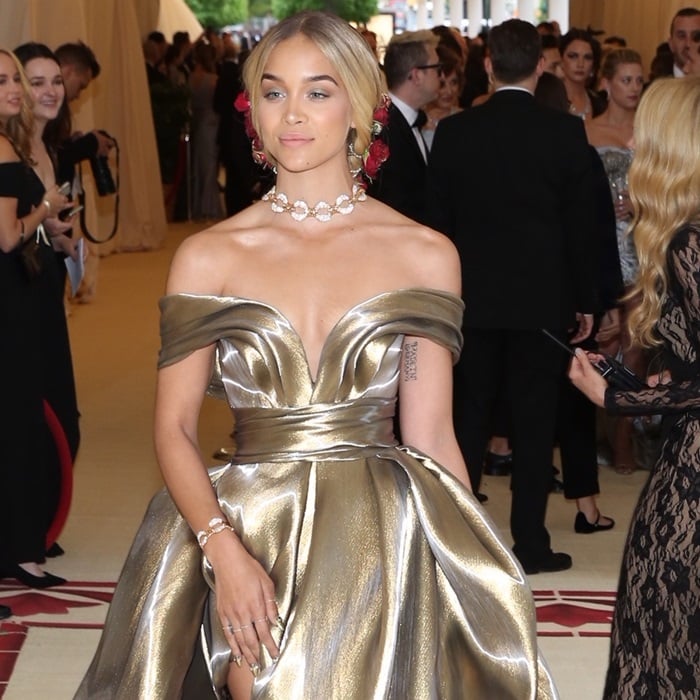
570, 76, 700, 699
12, 42, 82, 563
0, 47, 71, 588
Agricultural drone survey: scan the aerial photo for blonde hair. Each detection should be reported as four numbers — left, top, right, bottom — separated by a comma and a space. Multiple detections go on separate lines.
242, 11, 383, 174
626, 76, 700, 347
600, 48, 642, 80
0, 49, 34, 163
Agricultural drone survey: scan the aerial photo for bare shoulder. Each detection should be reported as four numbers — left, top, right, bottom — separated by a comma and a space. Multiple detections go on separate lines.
0, 135, 19, 162
362, 197, 461, 295
165, 203, 268, 296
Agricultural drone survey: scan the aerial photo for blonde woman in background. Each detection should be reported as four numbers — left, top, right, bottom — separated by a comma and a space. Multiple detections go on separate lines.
0, 48, 71, 590
585, 48, 645, 474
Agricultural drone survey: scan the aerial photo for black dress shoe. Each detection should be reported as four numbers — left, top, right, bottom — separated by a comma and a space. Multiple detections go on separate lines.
46, 542, 65, 558
475, 492, 488, 504
3, 565, 66, 589
483, 451, 512, 476
517, 551, 572, 575
550, 476, 565, 494
575, 510, 615, 534
0, 604, 11, 620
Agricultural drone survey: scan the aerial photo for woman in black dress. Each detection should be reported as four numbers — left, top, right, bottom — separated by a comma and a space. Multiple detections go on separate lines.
0, 48, 71, 588
14, 41, 82, 559
570, 76, 700, 699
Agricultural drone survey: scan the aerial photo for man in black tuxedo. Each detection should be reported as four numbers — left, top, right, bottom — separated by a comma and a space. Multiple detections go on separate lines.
427, 19, 597, 574
367, 30, 441, 224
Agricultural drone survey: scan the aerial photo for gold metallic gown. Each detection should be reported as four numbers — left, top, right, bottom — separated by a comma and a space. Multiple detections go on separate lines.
75, 289, 557, 700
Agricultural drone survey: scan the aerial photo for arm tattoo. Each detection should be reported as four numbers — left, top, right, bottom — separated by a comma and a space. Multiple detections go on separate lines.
403, 340, 418, 381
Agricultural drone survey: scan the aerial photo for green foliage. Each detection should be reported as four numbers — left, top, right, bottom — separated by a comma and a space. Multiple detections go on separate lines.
249, 0, 273, 18
271, 0, 377, 23
185, 0, 248, 27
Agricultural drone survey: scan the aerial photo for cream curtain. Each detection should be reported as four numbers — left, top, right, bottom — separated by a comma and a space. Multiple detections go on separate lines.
134, 0, 204, 43
0, 0, 167, 253
570, 0, 692, 74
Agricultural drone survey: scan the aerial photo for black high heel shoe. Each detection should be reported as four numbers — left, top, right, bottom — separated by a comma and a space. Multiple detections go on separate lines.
3, 564, 66, 589
574, 510, 615, 534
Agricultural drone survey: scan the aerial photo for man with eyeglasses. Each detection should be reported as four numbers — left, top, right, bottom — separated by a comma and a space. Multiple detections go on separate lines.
367, 30, 441, 224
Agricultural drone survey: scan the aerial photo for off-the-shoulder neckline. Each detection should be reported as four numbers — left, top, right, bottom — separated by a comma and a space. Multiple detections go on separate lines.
161, 287, 463, 386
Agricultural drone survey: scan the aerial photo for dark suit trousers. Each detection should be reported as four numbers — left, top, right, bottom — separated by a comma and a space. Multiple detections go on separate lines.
454, 328, 567, 560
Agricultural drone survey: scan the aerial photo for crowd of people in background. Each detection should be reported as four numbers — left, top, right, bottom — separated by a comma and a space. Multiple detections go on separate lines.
1, 7, 698, 698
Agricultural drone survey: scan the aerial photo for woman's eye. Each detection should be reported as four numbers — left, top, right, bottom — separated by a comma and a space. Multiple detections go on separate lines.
263, 89, 283, 100
309, 90, 328, 100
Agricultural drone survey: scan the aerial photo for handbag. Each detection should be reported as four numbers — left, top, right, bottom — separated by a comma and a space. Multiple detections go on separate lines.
19, 223, 50, 279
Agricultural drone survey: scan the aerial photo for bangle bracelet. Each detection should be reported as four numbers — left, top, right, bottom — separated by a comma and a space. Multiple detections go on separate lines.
43, 199, 51, 215
19, 219, 25, 243
196, 516, 235, 549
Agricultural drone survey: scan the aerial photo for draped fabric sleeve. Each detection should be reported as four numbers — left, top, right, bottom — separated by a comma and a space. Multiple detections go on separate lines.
606, 226, 700, 416
158, 294, 247, 400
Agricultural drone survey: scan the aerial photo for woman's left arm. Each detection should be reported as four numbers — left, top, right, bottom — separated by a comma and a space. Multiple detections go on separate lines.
398, 335, 471, 491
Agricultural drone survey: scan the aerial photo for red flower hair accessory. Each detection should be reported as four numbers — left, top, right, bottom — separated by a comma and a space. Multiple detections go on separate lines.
234, 91, 269, 168
361, 94, 391, 184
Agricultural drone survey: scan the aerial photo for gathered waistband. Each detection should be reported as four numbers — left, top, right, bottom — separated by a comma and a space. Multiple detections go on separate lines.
229, 397, 397, 462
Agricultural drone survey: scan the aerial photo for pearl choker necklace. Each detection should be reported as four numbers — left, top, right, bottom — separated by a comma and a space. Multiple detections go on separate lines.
262, 184, 366, 222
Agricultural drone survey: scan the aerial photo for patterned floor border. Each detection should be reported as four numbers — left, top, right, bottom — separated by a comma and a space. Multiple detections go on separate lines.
0, 582, 616, 695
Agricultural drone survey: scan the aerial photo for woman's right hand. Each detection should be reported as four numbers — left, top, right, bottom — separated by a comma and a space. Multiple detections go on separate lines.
613, 191, 632, 221
569, 348, 608, 407
204, 531, 280, 671
42, 184, 71, 217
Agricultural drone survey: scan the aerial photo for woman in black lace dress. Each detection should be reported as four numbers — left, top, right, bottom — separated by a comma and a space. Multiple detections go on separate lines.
570, 76, 700, 699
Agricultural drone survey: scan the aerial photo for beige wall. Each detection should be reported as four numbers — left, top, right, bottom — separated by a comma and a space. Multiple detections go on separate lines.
569, 0, 694, 75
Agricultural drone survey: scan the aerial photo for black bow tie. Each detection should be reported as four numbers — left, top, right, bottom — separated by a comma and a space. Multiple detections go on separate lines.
413, 110, 427, 129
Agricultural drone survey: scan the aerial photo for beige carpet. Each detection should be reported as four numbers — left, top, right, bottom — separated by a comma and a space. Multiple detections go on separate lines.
0, 222, 649, 699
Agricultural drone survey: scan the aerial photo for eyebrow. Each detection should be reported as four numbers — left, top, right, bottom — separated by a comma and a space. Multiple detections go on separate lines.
262, 72, 339, 85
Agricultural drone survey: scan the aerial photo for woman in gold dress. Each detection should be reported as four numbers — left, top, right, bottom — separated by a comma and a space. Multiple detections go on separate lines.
76, 12, 556, 699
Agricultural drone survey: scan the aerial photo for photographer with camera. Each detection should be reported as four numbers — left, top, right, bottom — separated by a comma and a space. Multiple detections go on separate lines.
54, 41, 116, 302
53, 42, 114, 186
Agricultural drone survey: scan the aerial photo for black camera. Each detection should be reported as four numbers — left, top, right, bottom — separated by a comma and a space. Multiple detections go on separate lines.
90, 131, 116, 196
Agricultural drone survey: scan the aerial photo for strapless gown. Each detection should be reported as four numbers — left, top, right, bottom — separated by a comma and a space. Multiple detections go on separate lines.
75, 289, 557, 699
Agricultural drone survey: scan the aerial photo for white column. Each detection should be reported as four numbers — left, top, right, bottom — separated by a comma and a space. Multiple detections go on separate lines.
518, 0, 536, 25
491, 0, 509, 26
466, 0, 483, 37
416, 0, 429, 29
548, 0, 569, 33
433, 0, 445, 27
449, 0, 463, 31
